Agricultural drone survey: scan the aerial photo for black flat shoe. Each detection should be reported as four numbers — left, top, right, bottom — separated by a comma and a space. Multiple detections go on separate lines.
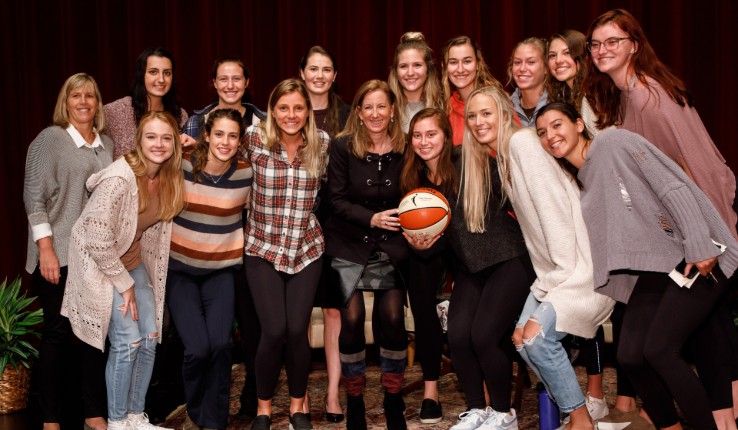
324, 394, 344, 423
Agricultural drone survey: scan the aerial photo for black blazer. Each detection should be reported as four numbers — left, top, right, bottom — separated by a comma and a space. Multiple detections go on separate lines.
323, 136, 409, 265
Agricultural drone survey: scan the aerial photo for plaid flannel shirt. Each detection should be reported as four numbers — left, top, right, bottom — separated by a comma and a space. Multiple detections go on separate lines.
243, 126, 329, 274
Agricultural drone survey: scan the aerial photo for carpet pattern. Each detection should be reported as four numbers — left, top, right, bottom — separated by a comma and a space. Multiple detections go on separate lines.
163, 362, 620, 429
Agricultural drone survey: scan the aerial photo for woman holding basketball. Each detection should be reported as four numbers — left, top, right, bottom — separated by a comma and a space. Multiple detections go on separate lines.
399, 108, 457, 424
446, 86, 535, 430
323, 80, 409, 430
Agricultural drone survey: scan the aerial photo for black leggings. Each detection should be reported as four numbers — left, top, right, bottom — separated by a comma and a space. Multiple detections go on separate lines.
618, 271, 730, 430
447, 254, 535, 410
406, 253, 445, 381
340, 287, 407, 355
245, 256, 321, 400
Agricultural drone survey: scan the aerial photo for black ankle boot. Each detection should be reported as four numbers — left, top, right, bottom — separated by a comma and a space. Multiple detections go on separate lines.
383, 391, 407, 430
346, 394, 367, 430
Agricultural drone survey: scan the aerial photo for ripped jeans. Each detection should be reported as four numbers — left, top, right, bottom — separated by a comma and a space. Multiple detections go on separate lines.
106, 263, 157, 421
515, 293, 585, 413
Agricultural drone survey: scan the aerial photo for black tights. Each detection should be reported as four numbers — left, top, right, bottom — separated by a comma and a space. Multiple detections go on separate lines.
339, 287, 407, 354
618, 271, 729, 430
245, 256, 321, 400
447, 254, 535, 410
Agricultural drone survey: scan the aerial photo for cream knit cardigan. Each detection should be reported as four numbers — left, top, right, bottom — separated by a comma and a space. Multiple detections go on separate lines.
506, 128, 614, 338
61, 158, 172, 351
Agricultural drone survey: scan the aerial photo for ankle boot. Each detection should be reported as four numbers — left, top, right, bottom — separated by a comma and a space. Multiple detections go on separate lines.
346, 394, 367, 430
383, 391, 407, 430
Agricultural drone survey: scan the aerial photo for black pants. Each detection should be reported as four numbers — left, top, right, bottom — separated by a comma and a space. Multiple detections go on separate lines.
234, 264, 260, 399
166, 268, 235, 429
245, 256, 321, 400
34, 266, 107, 422
447, 254, 535, 410
406, 252, 445, 381
618, 271, 729, 430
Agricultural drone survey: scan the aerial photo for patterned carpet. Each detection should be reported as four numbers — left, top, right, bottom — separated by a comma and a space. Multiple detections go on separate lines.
163, 360, 620, 430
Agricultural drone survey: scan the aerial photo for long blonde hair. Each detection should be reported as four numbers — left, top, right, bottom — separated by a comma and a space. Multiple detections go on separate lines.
124, 111, 185, 221
337, 80, 405, 159
388, 32, 443, 128
460, 86, 518, 233
260, 79, 325, 178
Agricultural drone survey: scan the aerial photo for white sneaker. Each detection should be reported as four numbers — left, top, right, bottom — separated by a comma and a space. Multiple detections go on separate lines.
478, 408, 519, 430
450, 407, 490, 430
585, 393, 609, 421
108, 418, 134, 430
127, 413, 173, 430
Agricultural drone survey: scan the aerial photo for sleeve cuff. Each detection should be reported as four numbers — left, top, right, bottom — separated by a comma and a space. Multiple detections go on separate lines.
31, 223, 53, 242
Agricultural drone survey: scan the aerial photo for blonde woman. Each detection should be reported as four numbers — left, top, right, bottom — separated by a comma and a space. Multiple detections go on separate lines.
62, 111, 185, 430
508, 37, 548, 127
446, 86, 535, 430
24, 73, 113, 430
242, 79, 329, 430
388, 32, 443, 132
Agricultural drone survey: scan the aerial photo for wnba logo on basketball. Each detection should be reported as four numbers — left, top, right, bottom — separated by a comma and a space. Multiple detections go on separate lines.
397, 188, 451, 237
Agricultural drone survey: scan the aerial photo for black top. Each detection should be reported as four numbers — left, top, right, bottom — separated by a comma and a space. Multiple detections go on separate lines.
323, 136, 409, 265
443, 156, 528, 274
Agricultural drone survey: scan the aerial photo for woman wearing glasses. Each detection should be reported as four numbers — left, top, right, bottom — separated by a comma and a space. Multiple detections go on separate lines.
585, 9, 738, 430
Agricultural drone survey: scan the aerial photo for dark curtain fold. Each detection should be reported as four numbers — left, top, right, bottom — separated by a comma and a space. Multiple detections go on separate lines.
3, 0, 737, 280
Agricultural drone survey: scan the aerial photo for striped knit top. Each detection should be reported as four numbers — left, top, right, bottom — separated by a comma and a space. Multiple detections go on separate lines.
169, 153, 252, 274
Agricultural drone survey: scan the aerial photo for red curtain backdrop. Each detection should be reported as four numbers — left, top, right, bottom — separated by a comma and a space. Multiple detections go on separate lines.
2, 0, 736, 280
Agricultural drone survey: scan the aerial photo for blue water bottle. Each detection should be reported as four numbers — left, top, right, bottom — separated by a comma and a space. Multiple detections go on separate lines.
537, 382, 560, 430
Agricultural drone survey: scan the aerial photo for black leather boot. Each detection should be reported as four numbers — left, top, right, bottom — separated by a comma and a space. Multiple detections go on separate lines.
383, 391, 407, 430
346, 394, 367, 430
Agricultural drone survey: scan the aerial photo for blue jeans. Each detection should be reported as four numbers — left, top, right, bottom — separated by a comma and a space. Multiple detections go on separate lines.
515, 293, 585, 413
106, 263, 158, 421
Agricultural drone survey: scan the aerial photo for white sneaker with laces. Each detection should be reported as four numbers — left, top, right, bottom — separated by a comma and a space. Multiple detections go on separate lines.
450, 407, 490, 430
478, 408, 519, 430
108, 418, 133, 430
586, 393, 609, 421
127, 412, 173, 430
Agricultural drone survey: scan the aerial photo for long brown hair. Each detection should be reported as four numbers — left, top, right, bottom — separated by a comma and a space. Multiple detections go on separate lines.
337, 80, 405, 159
441, 36, 502, 112
545, 30, 588, 112
400, 108, 458, 197
584, 8, 693, 128
299, 46, 346, 137
124, 111, 185, 221
190, 108, 244, 183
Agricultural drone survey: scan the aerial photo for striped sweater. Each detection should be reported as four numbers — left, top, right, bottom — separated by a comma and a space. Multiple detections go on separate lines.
169, 153, 252, 274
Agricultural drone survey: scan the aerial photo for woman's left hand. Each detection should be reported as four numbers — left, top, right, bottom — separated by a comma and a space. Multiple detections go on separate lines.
180, 133, 196, 149
370, 208, 401, 231
684, 256, 718, 277
119, 286, 139, 321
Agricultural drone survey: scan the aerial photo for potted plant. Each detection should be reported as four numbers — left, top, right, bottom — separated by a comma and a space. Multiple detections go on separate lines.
0, 277, 43, 414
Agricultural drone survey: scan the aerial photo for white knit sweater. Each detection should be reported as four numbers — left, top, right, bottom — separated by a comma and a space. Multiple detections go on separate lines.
61, 158, 172, 351
506, 128, 614, 338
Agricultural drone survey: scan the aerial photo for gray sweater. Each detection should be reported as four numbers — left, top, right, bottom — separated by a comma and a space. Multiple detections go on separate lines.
24, 126, 113, 273
578, 129, 738, 303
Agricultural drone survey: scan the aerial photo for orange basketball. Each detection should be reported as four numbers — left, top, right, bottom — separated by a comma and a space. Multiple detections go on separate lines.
398, 188, 451, 237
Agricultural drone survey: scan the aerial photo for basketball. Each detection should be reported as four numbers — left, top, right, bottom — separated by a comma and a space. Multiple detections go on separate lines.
397, 188, 451, 238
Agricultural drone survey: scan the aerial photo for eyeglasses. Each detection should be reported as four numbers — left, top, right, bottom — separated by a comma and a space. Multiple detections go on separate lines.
587, 37, 631, 52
